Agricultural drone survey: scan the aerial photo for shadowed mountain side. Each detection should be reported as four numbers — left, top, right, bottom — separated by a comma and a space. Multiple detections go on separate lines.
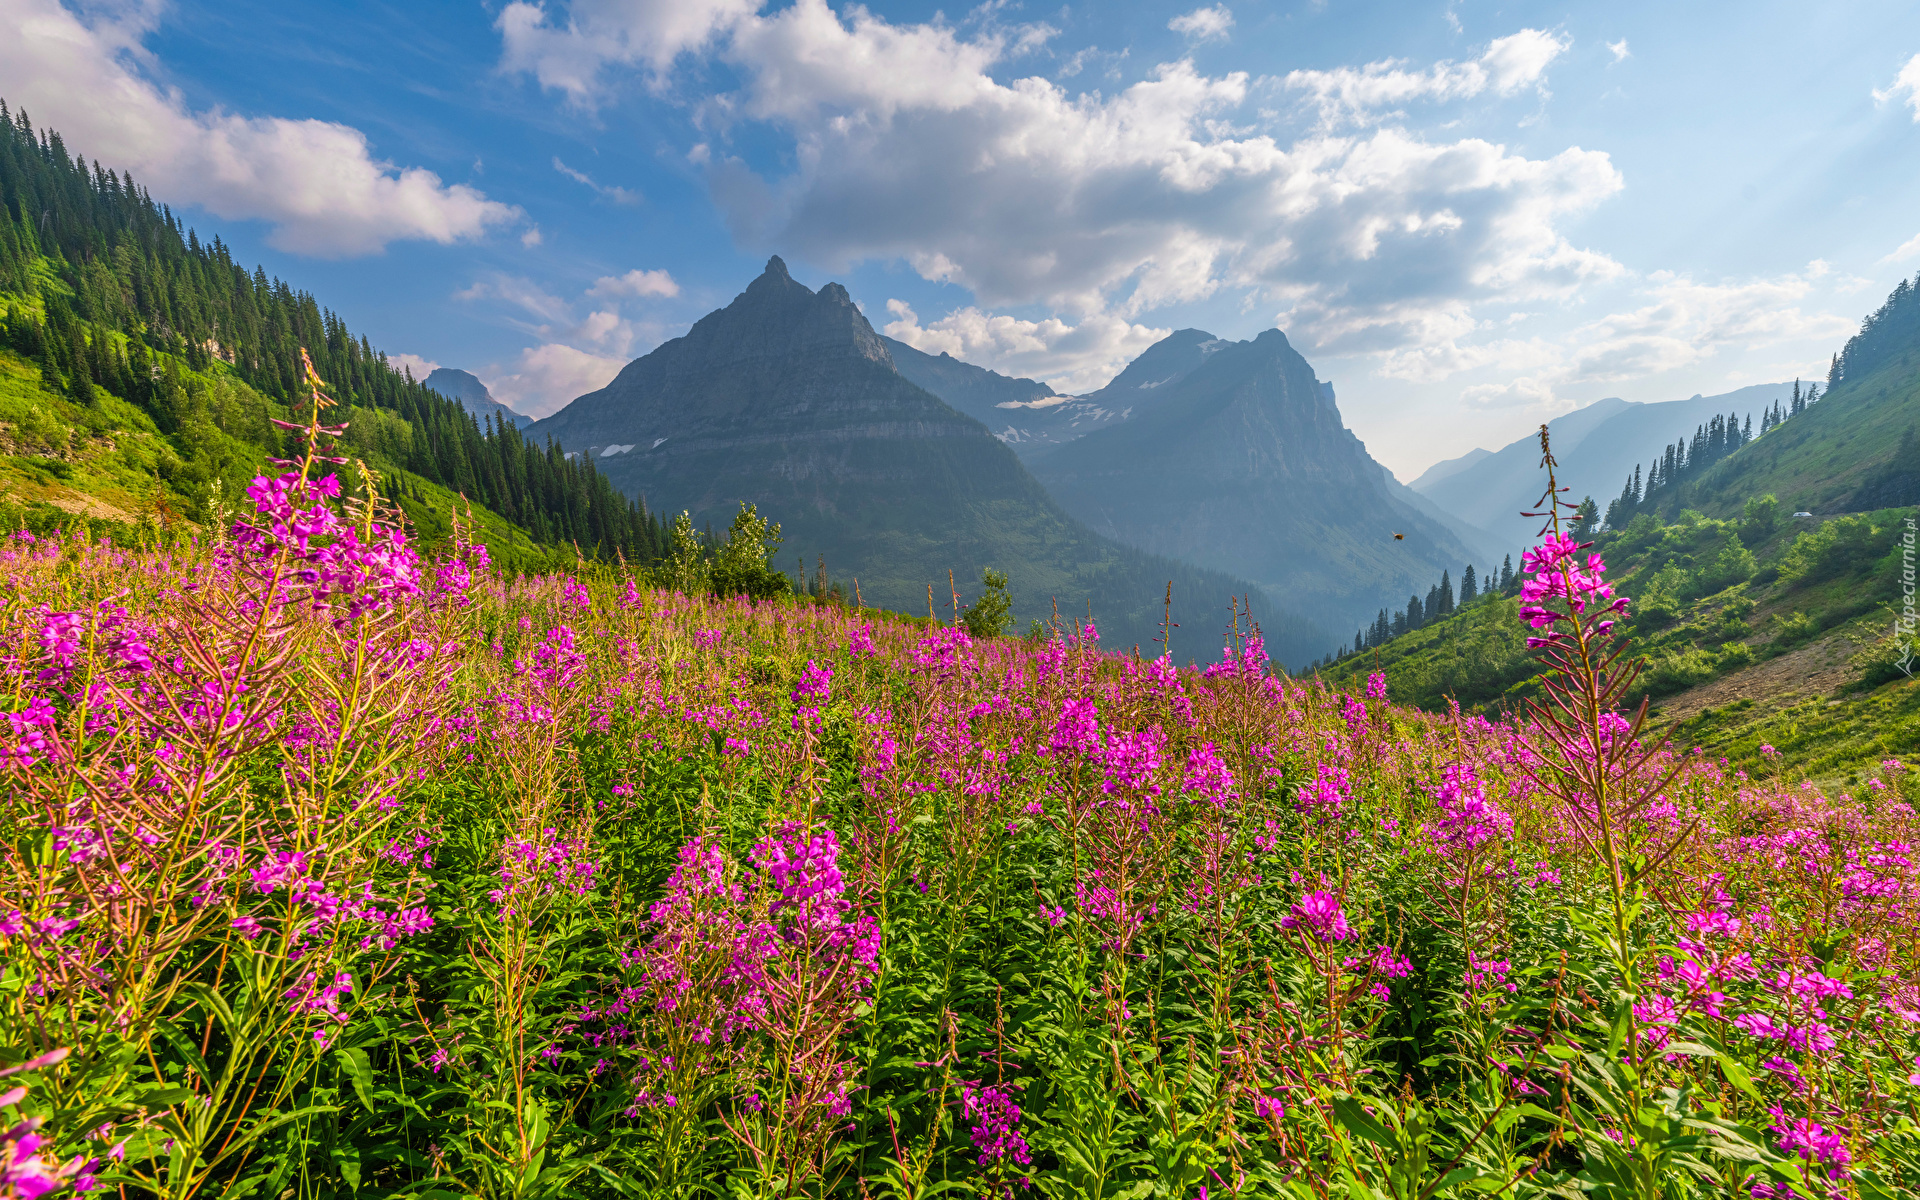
1034, 328, 1496, 637
424, 367, 532, 429
526, 258, 1329, 661
883, 336, 1133, 459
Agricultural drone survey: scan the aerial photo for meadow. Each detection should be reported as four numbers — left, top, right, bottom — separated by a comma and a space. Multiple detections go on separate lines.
3, 378, 1919, 1200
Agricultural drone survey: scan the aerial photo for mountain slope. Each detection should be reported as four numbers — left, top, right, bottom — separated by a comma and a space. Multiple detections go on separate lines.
425, 367, 531, 429
1413, 384, 1797, 549
881, 337, 1133, 460
527, 258, 1326, 659
1031, 327, 1500, 636
1659, 280, 1920, 517
0, 109, 663, 566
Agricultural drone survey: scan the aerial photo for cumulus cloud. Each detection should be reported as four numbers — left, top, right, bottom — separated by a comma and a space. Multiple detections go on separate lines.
455, 267, 681, 413
1168, 6, 1233, 42
1381, 269, 1857, 411
1874, 53, 1920, 120
586, 268, 681, 298
388, 353, 442, 381
1283, 29, 1569, 126
500, 4, 1614, 383
882, 300, 1169, 394
1606, 39, 1630, 63
497, 0, 761, 104
481, 344, 629, 417
0, 0, 520, 256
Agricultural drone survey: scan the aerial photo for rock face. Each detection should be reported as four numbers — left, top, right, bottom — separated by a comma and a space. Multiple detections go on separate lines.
526, 258, 1326, 660
423, 367, 531, 428
1034, 328, 1501, 637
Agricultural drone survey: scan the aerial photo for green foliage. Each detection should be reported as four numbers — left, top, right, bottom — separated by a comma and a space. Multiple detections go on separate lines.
961, 567, 1015, 639
709, 503, 791, 601
1327, 501, 1916, 776
0, 106, 670, 565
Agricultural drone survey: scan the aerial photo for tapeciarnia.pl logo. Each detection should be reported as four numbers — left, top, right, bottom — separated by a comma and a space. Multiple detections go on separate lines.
1899, 516, 1916, 678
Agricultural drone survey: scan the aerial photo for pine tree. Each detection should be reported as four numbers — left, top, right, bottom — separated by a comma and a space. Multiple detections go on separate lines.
1460, 564, 1477, 603
1499, 554, 1514, 591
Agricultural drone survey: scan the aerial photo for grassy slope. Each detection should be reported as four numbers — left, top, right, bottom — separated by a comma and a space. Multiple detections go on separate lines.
1326, 330, 1920, 780
1671, 351, 1918, 517
1322, 502, 1915, 780
0, 310, 577, 573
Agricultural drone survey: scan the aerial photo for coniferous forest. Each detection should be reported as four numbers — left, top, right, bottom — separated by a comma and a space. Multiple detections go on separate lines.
0, 102, 668, 562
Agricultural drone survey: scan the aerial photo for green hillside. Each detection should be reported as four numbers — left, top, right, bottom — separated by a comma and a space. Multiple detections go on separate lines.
0, 103, 667, 569
1324, 272, 1920, 781
1650, 274, 1919, 517
1324, 499, 1914, 778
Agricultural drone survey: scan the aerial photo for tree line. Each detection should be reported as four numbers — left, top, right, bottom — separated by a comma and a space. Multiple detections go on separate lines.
0, 101, 669, 564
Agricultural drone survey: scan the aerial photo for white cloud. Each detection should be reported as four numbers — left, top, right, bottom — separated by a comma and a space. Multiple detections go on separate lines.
497, 0, 761, 105
0, 0, 520, 256
1383, 269, 1857, 411
586, 268, 681, 298
481, 344, 628, 417
521, 226, 545, 247
882, 299, 1169, 394
455, 274, 574, 323
456, 268, 681, 412
1872, 52, 1920, 120
1887, 230, 1920, 263
554, 156, 642, 204
1283, 29, 1569, 127
1606, 39, 1630, 63
1168, 6, 1233, 42
388, 353, 441, 381
502, 6, 1611, 366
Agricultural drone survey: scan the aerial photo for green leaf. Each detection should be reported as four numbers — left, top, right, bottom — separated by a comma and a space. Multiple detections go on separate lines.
1329, 1095, 1395, 1149
336, 1047, 376, 1112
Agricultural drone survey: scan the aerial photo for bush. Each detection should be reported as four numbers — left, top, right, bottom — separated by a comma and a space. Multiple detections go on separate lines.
961, 567, 1014, 639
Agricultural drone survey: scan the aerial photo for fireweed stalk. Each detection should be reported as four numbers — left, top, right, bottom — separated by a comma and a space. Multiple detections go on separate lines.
0, 351, 467, 1198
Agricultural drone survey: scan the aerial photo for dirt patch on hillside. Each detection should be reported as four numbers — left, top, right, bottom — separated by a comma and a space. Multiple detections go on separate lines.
1653, 630, 1861, 723
46, 492, 133, 523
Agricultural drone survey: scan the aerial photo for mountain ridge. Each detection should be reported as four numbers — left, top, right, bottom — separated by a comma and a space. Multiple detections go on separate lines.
424, 367, 532, 429
1031, 326, 1504, 636
527, 257, 1328, 660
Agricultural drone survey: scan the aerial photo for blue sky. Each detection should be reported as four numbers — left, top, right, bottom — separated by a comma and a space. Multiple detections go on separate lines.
5, 0, 1920, 476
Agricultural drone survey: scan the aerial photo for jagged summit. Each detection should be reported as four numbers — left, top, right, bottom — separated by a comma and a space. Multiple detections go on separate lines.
1034, 324, 1500, 635
423, 366, 531, 429
523, 260, 1315, 657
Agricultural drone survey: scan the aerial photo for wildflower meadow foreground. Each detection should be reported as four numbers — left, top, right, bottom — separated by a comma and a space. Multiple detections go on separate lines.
5, 379, 1920, 1200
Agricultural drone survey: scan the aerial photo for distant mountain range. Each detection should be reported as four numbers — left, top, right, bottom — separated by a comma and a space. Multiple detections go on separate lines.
1412, 383, 1801, 549
424, 367, 533, 429
1024, 328, 1505, 637
525, 257, 1321, 660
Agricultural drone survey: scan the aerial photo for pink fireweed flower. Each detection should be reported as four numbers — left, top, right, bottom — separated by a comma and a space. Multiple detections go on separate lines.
1365, 672, 1387, 700
1047, 698, 1100, 758
1422, 765, 1512, 860
791, 659, 833, 728
1182, 741, 1236, 807
751, 823, 849, 932
1296, 763, 1351, 823
1516, 534, 1628, 646
1281, 890, 1353, 942
958, 1081, 1032, 1170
